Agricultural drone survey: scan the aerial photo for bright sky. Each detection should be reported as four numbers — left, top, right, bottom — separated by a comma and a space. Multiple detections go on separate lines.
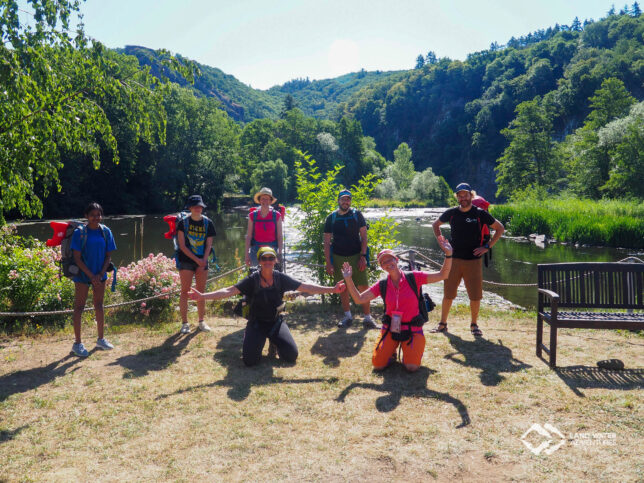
72, 0, 617, 90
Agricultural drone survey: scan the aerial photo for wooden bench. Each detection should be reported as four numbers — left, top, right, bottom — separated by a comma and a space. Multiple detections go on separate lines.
537, 262, 644, 368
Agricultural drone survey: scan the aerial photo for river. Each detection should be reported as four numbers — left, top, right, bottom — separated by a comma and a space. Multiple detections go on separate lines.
15, 208, 642, 309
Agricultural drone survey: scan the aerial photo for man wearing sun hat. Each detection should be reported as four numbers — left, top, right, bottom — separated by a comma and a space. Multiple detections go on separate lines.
324, 189, 377, 329
431, 182, 504, 337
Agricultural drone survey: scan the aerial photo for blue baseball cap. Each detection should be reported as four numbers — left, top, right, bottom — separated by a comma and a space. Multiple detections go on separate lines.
338, 189, 352, 199
454, 183, 472, 194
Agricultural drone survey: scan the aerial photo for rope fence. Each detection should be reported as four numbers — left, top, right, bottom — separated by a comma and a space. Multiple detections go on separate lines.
2, 249, 641, 318
0, 265, 246, 318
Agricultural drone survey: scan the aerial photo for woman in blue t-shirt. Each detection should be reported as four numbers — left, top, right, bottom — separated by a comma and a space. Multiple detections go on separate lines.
70, 202, 117, 357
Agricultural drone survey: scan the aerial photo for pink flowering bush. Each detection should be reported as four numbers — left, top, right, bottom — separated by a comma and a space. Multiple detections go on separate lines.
117, 253, 180, 317
0, 225, 74, 331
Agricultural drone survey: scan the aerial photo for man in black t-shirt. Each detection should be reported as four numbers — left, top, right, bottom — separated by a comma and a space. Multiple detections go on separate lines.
323, 189, 376, 329
431, 183, 504, 337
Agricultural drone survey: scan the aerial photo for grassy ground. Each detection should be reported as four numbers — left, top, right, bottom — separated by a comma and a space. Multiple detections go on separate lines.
0, 302, 642, 482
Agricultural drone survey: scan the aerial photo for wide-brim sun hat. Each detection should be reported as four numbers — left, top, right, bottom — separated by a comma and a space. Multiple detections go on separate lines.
377, 249, 398, 265
185, 194, 207, 209
254, 187, 277, 204
257, 246, 278, 261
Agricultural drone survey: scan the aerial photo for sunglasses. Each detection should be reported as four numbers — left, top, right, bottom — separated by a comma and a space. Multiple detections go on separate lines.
260, 255, 276, 261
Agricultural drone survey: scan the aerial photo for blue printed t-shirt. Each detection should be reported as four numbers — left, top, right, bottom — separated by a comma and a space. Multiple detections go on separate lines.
70, 225, 117, 283
176, 216, 216, 263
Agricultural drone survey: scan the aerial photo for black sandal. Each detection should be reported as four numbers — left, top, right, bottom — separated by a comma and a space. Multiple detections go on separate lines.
430, 322, 448, 333
470, 324, 483, 337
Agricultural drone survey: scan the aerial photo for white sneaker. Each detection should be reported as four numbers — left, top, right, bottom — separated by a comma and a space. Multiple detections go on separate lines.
337, 314, 353, 328
362, 315, 378, 329
96, 338, 114, 350
180, 323, 191, 334
198, 321, 211, 332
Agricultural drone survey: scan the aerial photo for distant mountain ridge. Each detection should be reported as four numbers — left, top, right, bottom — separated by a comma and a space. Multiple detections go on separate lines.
120, 45, 404, 122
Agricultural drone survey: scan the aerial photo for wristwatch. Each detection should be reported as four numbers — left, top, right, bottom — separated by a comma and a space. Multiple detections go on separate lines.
484, 243, 490, 249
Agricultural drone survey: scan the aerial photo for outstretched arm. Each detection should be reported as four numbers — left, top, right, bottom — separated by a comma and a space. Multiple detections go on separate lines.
423, 236, 453, 283
297, 281, 346, 295
190, 285, 241, 301
341, 263, 377, 305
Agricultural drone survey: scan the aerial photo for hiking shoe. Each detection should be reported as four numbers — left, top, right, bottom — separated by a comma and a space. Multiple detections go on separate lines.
71, 342, 89, 357
180, 323, 191, 334
96, 338, 114, 350
198, 321, 212, 332
362, 315, 379, 329
337, 315, 353, 328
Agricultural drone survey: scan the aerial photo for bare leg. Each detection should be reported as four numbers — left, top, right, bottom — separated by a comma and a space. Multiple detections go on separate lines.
194, 267, 208, 321
179, 269, 195, 323
441, 297, 453, 324
339, 289, 351, 313
92, 280, 107, 339
73, 283, 90, 343
470, 300, 480, 326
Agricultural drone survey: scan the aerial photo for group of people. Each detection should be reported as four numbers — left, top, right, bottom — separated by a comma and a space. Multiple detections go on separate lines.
67, 182, 504, 372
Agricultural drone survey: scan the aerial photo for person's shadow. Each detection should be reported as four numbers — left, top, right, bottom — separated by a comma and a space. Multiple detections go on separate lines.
0, 353, 89, 402
443, 332, 531, 386
310, 327, 369, 367
109, 331, 198, 378
0, 425, 28, 445
335, 365, 470, 428
156, 329, 337, 402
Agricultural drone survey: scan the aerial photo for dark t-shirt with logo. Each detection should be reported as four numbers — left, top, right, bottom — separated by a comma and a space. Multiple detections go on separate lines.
176, 216, 216, 262
439, 206, 495, 260
323, 209, 367, 256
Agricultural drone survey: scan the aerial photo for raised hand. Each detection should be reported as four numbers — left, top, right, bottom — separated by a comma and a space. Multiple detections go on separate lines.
341, 261, 353, 279
437, 235, 453, 256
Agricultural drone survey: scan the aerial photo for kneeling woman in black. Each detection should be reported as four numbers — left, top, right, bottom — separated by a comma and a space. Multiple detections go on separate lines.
190, 246, 346, 366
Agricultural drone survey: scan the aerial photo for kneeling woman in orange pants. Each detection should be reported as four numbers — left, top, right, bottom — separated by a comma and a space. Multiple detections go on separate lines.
341, 239, 452, 372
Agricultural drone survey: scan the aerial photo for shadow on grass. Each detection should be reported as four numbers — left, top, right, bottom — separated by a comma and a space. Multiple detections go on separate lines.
554, 366, 644, 397
0, 353, 90, 402
0, 425, 28, 445
443, 332, 531, 386
310, 327, 369, 367
335, 365, 470, 428
108, 331, 198, 378
155, 329, 337, 402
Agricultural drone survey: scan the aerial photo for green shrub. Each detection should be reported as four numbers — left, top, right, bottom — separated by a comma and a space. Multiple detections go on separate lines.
0, 225, 74, 332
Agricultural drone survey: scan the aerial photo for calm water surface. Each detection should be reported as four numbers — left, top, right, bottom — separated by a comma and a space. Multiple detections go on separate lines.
16, 207, 642, 309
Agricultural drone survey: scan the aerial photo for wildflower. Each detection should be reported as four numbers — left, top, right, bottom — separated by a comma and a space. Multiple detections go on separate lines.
141, 302, 146, 308
129, 285, 136, 291
8, 270, 18, 280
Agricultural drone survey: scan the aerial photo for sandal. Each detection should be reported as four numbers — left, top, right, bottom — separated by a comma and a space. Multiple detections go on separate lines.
470, 324, 483, 337
430, 322, 448, 333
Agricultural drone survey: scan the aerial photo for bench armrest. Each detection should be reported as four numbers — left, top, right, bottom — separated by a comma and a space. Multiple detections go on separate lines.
538, 288, 559, 318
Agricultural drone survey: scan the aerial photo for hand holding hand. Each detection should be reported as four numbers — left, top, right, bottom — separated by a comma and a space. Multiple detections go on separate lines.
197, 257, 207, 268
341, 261, 353, 279
333, 281, 346, 293
91, 274, 102, 288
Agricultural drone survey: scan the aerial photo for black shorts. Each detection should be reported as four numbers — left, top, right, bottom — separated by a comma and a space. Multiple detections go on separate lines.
178, 260, 208, 272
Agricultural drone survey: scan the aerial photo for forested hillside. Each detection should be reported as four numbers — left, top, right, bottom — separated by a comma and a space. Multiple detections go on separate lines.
341, 11, 644, 199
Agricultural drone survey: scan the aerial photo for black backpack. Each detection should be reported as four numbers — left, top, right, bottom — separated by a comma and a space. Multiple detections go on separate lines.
379, 271, 435, 324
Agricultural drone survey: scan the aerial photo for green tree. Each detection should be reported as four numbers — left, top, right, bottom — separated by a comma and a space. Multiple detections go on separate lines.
250, 159, 289, 202
294, 155, 398, 287
495, 99, 558, 199
0, 0, 194, 223
415, 55, 425, 69
391, 142, 415, 191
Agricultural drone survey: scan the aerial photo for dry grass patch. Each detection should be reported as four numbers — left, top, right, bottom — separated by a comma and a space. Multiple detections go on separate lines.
0, 303, 642, 481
